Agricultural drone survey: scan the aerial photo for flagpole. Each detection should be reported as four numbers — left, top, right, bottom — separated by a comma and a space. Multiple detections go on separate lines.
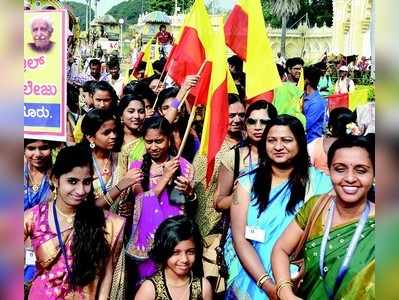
152, 60, 175, 110
177, 104, 197, 157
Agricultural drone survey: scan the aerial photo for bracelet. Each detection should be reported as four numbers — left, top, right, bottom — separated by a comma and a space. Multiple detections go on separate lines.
276, 280, 293, 299
115, 184, 122, 192
187, 192, 197, 202
256, 273, 271, 288
170, 98, 180, 110
104, 192, 114, 206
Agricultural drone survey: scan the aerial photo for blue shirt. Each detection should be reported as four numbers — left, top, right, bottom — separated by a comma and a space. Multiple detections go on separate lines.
304, 90, 326, 144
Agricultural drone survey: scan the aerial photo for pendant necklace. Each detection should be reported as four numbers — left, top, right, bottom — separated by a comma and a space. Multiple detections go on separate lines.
55, 203, 76, 224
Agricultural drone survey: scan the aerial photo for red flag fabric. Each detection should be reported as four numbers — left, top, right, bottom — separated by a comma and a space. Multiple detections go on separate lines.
327, 93, 349, 111
224, 5, 248, 60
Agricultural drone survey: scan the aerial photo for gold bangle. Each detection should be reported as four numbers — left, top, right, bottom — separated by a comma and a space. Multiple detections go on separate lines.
256, 273, 270, 287
276, 280, 294, 299
115, 184, 122, 192
104, 192, 113, 206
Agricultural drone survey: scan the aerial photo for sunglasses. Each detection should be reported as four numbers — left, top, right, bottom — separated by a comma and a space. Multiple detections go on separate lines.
246, 118, 269, 126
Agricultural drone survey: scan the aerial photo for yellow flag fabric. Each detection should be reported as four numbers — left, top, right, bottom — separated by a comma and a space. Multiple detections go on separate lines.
297, 66, 305, 91
179, 0, 213, 58
349, 88, 369, 111
153, 40, 160, 62
199, 18, 228, 156
143, 38, 154, 77
227, 68, 238, 94
239, 0, 281, 99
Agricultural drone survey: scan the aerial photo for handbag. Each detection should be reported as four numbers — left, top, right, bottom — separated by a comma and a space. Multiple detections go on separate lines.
289, 193, 334, 288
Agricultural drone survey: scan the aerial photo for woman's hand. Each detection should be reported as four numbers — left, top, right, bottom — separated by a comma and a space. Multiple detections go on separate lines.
163, 157, 180, 179
118, 168, 143, 190
174, 175, 193, 196
262, 280, 277, 300
278, 286, 303, 300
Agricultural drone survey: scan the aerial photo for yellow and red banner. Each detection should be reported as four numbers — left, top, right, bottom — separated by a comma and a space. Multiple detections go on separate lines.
24, 9, 67, 141
225, 0, 281, 102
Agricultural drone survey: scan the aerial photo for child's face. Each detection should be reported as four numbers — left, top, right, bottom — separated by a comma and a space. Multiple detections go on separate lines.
166, 239, 196, 277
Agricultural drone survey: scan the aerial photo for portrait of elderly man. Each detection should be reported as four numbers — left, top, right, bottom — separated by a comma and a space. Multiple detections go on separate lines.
28, 15, 55, 53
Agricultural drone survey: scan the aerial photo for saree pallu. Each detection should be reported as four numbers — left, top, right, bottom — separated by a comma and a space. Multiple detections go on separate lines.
126, 157, 193, 281
298, 217, 375, 300
224, 167, 332, 300
25, 202, 125, 299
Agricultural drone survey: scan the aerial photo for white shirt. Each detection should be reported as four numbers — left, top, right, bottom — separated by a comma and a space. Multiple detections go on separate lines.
334, 77, 355, 94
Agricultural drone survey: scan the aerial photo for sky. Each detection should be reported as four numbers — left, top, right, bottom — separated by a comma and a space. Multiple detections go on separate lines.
72, 0, 235, 17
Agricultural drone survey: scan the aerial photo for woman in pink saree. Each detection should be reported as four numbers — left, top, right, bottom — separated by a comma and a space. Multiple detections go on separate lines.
24, 145, 126, 299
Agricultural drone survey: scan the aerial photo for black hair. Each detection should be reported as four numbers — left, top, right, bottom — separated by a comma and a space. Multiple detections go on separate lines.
327, 135, 375, 202
286, 57, 304, 69
159, 24, 166, 30
228, 93, 244, 106
89, 58, 101, 66
81, 108, 123, 152
123, 81, 156, 105
140, 116, 178, 191
117, 94, 146, 117
24, 138, 55, 149
67, 83, 80, 114
254, 115, 310, 215
327, 135, 374, 171
82, 80, 97, 94
327, 107, 356, 137
156, 87, 179, 111
227, 55, 243, 73
107, 58, 120, 69
51, 145, 110, 288
149, 215, 204, 277
92, 81, 119, 112
304, 66, 321, 90
276, 63, 286, 78
245, 100, 277, 121
152, 59, 166, 74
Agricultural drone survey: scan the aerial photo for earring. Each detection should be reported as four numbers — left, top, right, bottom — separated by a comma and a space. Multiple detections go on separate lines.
90, 142, 95, 149
53, 186, 58, 201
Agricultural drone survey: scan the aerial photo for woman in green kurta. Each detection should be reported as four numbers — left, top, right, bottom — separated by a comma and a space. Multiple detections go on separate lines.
271, 135, 375, 300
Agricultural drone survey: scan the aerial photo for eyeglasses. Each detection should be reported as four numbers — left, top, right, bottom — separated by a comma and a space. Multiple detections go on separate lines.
246, 118, 269, 126
229, 112, 246, 119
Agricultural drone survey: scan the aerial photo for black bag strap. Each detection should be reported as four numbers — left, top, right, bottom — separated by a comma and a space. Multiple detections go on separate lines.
233, 146, 240, 182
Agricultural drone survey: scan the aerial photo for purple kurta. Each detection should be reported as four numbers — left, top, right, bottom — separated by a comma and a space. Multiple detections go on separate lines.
126, 157, 193, 280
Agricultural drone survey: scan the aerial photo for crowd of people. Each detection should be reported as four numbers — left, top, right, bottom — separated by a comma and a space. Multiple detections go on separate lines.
24, 33, 375, 299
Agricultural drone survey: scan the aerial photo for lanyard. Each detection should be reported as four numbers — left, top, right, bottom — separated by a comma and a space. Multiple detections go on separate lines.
319, 200, 370, 299
92, 155, 113, 196
52, 201, 72, 276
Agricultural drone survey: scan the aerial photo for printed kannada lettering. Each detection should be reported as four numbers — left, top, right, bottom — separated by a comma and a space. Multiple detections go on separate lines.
24, 80, 57, 96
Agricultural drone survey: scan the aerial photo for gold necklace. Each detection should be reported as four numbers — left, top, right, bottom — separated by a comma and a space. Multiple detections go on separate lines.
28, 170, 44, 192
55, 204, 76, 224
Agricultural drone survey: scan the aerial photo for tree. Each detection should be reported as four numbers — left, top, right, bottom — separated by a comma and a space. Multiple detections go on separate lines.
67, 1, 94, 30
106, 0, 149, 25
270, 0, 301, 57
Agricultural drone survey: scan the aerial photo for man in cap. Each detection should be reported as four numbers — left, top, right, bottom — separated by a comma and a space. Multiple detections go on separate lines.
334, 65, 355, 94
285, 57, 304, 84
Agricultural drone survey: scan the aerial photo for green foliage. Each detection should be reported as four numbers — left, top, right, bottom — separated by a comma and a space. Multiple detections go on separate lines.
106, 0, 149, 25
67, 1, 94, 30
261, 0, 332, 28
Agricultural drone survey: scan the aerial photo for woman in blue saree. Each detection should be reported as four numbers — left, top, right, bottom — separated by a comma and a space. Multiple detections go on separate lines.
24, 139, 54, 285
225, 115, 332, 299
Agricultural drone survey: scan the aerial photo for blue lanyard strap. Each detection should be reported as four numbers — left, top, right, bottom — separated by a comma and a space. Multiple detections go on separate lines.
319, 199, 370, 299
92, 155, 113, 196
52, 201, 72, 276
25, 162, 47, 207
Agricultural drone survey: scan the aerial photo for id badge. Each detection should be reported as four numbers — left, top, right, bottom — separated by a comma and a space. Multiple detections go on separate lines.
245, 226, 265, 243
25, 249, 36, 266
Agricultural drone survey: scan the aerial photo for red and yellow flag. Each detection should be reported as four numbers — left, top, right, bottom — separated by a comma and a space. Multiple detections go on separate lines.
224, 0, 281, 101
200, 19, 229, 184
166, 0, 213, 104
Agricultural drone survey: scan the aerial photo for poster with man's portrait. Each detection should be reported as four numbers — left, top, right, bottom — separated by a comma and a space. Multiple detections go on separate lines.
24, 10, 67, 141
